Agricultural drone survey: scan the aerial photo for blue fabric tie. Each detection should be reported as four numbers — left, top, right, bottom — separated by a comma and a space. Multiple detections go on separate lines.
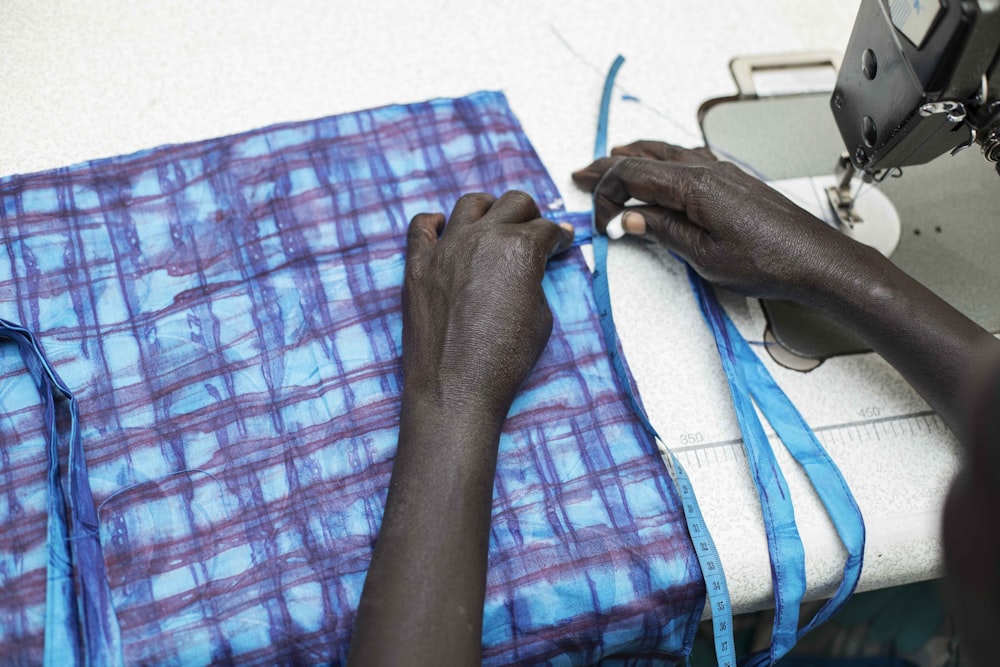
689, 273, 865, 666
590, 55, 737, 667
589, 55, 865, 666
0, 320, 123, 666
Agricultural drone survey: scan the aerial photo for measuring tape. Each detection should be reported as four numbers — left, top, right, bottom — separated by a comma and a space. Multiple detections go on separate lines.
590, 55, 737, 667
689, 265, 865, 666
590, 54, 865, 666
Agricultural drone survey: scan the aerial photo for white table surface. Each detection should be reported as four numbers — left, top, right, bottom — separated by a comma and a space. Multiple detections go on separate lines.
0, 0, 958, 617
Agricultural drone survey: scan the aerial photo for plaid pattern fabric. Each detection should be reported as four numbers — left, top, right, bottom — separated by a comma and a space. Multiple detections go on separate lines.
0, 91, 703, 665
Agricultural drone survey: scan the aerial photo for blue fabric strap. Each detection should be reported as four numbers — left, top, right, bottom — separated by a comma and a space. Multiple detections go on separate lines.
0, 320, 123, 666
688, 272, 865, 666
588, 53, 865, 666
591, 55, 737, 667
688, 273, 805, 663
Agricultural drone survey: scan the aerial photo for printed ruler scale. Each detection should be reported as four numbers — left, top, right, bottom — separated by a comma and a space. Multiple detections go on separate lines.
673, 411, 947, 470
666, 452, 736, 660
663, 409, 956, 619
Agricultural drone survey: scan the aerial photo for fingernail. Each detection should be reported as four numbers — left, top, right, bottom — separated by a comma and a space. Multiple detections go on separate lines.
558, 222, 575, 234
622, 211, 646, 235
605, 212, 626, 240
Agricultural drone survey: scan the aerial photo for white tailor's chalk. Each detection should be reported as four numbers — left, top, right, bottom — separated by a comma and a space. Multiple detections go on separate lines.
605, 212, 625, 240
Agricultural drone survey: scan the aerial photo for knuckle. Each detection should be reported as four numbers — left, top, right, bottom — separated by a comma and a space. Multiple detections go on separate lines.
619, 156, 644, 173
503, 189, 537, 211
405, 221, 424, 241
406, 215, 435, 241
604, 157, 638, 186
599, 156, 622, 171
716, 161, 744, 178
457, 191, 492, 205
510, 228, 538, 253
407, 214, 429, 232
507, 233, 547, 273
685, 164, 713, 196
403, 260, 425, 287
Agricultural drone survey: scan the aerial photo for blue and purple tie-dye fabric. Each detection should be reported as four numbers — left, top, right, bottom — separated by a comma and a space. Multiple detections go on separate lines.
0, 91, 703, 665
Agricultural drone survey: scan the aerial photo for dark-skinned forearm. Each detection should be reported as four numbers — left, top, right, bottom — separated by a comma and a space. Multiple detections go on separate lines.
800, 241, 999, 437
346, 391, 506, 667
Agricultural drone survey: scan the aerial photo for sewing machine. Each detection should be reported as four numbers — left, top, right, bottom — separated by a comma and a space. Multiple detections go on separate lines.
700, 0, 1000, 369
832, 0, 1000, 182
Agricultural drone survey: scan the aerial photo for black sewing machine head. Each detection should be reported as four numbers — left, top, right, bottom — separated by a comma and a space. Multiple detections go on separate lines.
831, 0, 1000, 178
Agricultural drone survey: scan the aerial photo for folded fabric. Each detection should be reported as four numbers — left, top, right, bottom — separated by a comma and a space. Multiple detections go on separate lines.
0, 91, 703, 665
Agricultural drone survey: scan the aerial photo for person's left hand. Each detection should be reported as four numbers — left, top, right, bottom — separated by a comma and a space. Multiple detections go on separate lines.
402, 190, 574, 424
349, 194, 572, 666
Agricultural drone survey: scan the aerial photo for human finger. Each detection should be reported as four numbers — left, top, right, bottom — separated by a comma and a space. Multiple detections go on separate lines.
483, 190, 541, 225
604, 211, 627, 240
593, 158, 707, 230
405, 213, 445, 273
571, 156, 623, 191
614, 205, 708, 261
611, 141, 717, 164
517, 218, 575, 261
574, 144, 716, 192
593, 194, 624, 235
448, 192, 496, 227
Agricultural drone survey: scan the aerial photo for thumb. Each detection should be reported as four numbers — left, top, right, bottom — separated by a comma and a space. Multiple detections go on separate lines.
614, 206, 708, 261
405, 213, 445, 277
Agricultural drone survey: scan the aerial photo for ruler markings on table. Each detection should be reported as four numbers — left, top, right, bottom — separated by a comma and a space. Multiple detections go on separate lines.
673, 411, 945, 470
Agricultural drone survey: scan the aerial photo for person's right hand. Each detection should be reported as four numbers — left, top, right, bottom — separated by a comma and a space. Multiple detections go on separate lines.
572, 141, 876, 305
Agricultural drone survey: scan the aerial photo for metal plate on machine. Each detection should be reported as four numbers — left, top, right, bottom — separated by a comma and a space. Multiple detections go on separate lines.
700, 92, 1000, 361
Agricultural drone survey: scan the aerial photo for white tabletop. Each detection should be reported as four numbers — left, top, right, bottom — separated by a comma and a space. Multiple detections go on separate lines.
0, 0, 956, 616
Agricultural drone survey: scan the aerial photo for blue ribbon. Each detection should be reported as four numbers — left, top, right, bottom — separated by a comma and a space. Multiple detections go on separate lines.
689, 274, 865, 666
588, 55, 865, 666
590, 55, 737, 667
0, 320, 123, 666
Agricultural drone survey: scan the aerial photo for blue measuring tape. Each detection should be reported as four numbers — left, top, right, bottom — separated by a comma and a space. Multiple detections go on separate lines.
689, 273, 865, 666
590, 55, 737, 667
589, 56, 865, 666
0, 320, 123, 666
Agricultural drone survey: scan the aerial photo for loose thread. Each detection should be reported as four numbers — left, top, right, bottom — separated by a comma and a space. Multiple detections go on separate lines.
95, 468, 227, 524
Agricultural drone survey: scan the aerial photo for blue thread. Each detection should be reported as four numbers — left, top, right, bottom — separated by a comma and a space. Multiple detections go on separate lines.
97, 468, 229, 522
